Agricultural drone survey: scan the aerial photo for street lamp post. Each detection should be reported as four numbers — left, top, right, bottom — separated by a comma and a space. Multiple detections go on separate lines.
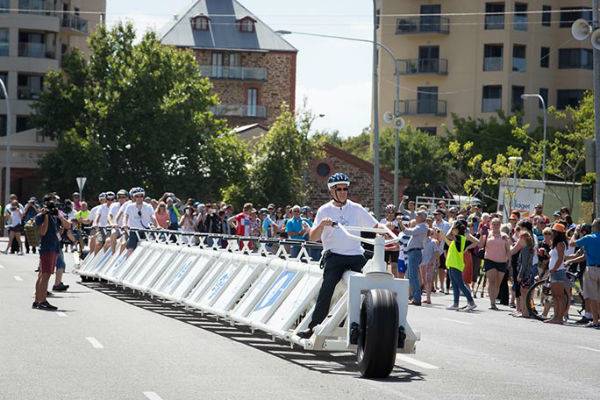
508, 156, 523, 214
0, 78, 11, 212
521, 94, 547, 181
275, 30, 401, 217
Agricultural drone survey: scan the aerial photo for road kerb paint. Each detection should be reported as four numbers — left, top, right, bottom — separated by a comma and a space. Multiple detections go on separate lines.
143, 392, 164, 400
442, 318, 472, 325
576, 345, 600, 353
14, 276, 23, 281
85, 337, 104, 349
397, 355, 439, 370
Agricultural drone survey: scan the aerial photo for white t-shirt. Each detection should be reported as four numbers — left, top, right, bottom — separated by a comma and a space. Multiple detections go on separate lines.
125, 202, 155, 229
314, 200, 378, 256
95, 203, 112, 227
116, 200, 132, 227
5, 205, 24, 227
108, 201, 123, 225
90, 205, 102, 227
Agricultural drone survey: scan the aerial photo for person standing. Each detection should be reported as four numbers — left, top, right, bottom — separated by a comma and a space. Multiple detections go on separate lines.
296, 173, 379, 339
3, 199, 24, 255
380, 204, 400, 277
398, 210, 429, 306
573, 219, 600, 327
481, 218, 511, 309
33, 195, 70, 311
545, 223, 569, 324
285, 205, 308, 258
22, 198, 38, 254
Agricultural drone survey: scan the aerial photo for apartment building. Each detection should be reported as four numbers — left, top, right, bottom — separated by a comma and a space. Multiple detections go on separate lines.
375, 0, 594, 135
0, 0, 105, 197
160, 0, 297, 128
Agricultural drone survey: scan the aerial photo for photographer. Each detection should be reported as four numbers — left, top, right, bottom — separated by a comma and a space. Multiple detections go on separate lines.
3, 199, 24, 255
33, 195, 70, 311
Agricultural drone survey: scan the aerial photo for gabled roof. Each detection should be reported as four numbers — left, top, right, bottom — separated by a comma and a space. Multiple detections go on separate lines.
160, 0, 297, 52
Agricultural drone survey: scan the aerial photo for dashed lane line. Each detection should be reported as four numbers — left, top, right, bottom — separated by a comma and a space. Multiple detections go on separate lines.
442, 318, 472, 325
143, 392, 164, 400
396, 355, 439, 370
14, 275, 23, 281
85, 337, 104, 349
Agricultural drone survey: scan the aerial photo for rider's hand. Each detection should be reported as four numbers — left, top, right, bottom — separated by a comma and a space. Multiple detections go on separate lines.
320, 218, 334, 227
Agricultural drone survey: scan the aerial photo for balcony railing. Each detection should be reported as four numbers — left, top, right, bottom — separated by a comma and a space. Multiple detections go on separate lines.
398, 58, 448, 75
211, 104, 267, 118
199, 65, 267, 81
398, 100, 447, 116
18, 42, 55, 58
483, 57, 503, 71
484, 14, 504, 29
17, 86, 42, 100
18, 0, 56, 15
396, 16, 450, 34
61, 14, 89, 34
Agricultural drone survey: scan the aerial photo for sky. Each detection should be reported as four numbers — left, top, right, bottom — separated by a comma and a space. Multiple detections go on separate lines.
105, 0, 373, 137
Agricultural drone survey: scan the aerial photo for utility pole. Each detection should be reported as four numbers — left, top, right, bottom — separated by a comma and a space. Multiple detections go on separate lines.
593, 0, 600, 219
393, 60, 401, 208
0, 78, 11, 213
372, 0, 381, 218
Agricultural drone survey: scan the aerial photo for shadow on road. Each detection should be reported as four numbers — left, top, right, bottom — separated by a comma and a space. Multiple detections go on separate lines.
80, 280, 424, 382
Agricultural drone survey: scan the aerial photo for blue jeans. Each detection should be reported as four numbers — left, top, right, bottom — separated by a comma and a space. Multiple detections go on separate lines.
448, 267, 474, 306
406, 249, 422, 303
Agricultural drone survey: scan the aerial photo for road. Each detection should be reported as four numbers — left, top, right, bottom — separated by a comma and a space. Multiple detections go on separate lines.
1, 252, 599, 400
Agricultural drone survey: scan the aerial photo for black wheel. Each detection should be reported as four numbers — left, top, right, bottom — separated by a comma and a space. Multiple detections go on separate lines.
357, 289, 399, 378
525, 279, 569, 321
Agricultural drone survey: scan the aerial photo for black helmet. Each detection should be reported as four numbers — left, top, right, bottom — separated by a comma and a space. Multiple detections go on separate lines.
327, 172, 350, 189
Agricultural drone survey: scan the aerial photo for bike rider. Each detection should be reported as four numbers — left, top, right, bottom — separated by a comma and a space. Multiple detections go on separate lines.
297, 173, 379, 339
124, 187, 158, 255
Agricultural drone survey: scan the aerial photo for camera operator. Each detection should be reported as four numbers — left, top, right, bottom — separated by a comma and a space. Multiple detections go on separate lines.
33, 195, 70, 311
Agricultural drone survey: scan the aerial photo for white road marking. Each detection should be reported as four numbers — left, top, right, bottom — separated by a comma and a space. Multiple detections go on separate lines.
143, 392, 164, 400
14, 276, 23, 281
56, 312, 67, 317
576, 345, 600, 353
85, 337, 104, 349
397, 354, 439, 370
442, 317, 472, 325
0, 264, 4, 269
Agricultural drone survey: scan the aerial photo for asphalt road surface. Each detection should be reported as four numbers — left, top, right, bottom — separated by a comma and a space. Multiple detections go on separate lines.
1, 252, 599, 400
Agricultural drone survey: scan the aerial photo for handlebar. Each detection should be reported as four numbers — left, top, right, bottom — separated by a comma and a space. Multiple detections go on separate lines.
333, 224, 401, 246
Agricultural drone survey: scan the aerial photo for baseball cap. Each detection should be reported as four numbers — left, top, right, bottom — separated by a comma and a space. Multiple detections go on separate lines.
551, 223, 566, 233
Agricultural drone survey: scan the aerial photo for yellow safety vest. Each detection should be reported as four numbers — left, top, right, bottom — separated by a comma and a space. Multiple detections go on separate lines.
446, 236, 466, 271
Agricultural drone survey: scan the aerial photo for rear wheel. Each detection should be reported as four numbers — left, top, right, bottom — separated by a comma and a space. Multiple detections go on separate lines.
525, 279, 569, 321
357, 289, 399, 378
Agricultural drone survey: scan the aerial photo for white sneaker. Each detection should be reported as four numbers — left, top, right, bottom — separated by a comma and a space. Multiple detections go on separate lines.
467, 303, 478, 311
446, 304, 459, 310
17, 251, 23, 256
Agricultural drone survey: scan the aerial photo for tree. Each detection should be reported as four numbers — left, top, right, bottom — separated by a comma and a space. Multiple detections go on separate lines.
32, 23, 248, 200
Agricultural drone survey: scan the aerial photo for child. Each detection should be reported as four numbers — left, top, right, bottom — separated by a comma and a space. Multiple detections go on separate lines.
420, 229, 440, 304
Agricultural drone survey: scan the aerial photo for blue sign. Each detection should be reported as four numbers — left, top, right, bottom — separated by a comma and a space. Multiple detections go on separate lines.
254, 271, 297, 311
207, 270, 232, 300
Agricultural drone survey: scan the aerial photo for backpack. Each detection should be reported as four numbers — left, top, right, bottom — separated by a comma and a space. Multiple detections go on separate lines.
24, 219, 40, 248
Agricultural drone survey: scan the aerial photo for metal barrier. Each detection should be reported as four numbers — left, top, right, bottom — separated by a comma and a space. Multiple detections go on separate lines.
74, 227, 419, 379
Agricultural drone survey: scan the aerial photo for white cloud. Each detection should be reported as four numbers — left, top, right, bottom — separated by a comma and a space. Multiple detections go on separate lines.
297, 81, 371, 137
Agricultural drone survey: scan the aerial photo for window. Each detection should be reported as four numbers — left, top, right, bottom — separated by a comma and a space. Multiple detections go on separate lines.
316, 162, 331, 177
239, 17, 255, 33
16, 115, 33, 133
0, 29, 8, 57
512, 44, 526, 72
514, 3, 527, 31
418, 46, 440, 72
0, 115, 6, 136
418, 127, 437, 135
0, 0, 9, 13
539, 88, 549, 107
211, 52, 223, 78
228, 53, 240, 67
191, 16, 209, 31
511, 86, 525, 112
556, 89, 585, 109
247, 88, 258, 116
17, 74, 44, 99
558, 48, 593, 69
560, 7, 592, 28
417, 87, 439, 114
482, 85, 502, 112
420, 4, 442, 32
540, 47, 550, 68
542, 5, 552, 26
484, 44, 503, 71
485, 3, 505, 30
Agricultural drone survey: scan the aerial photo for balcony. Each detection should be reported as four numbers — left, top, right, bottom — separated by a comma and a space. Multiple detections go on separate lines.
61, 14, 88, 35
398, 100, 447, 116
211, 104, 267, 118
18, 42, 55, 58
396, 17, 449, 34
483, 57, 503, 71
199, 65, 267, 81
18, 0, 56, 15
398, 58, 448, 75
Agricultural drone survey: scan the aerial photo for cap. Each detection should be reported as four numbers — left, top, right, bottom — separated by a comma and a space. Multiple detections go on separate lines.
416, 210, 428, 219
259, 208, 268, 214
72, 192, 80, 196
551, 223, 566, 233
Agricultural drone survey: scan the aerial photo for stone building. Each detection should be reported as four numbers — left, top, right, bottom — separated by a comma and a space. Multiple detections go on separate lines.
160, 0, 297, 128
306, 143, 409, 212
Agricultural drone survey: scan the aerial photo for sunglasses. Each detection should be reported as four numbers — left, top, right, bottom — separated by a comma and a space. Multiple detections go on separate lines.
543, 232, 552, 236
137, 210, 142, 217
118, 195, 127, 199
335, 187, 349, 192
134, 194, 144, 199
